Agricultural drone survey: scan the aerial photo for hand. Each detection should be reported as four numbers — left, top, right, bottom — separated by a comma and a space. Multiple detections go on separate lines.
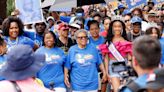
64, 74, 70, 88
11, 9, 20, 16
101, 74, 107, 83
107, 74, 111, 83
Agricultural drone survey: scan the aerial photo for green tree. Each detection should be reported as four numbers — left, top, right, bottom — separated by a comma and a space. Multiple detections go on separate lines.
7, 0, 15, 16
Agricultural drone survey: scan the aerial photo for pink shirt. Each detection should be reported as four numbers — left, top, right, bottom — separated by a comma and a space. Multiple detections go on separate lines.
99, 41, 132, 58
0, 78, 53, 92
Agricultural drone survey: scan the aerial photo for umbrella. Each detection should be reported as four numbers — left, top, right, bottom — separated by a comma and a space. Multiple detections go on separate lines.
41, 0, 106, 11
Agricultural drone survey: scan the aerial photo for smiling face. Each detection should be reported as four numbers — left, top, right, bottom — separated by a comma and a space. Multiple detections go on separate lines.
9, 22, 19, 40
89, 23, 100, 39
112, 21, 123, 35
0, 41, 7, 55
44, 32, 55, 48
76, 31, 88, 48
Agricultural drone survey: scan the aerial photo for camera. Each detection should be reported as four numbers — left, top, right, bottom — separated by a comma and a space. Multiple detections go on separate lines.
111, 61, 137, 81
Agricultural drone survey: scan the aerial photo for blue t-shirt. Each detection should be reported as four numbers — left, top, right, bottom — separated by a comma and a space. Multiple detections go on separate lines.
159, 38, 164, 64
65, 44, 102, 91
0, 56, 6, 80
89, 36, 105, 49
4, 36, 35, 51
35, 46, 66, 88
24, 31, 43, 47
122, 74, 148, 92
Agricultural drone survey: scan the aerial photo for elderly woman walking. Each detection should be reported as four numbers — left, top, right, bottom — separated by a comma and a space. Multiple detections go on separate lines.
64, 29, 107, 92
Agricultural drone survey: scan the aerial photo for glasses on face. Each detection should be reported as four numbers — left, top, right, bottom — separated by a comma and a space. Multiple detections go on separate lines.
125, 19, 130, 23
77, 36, 88, 40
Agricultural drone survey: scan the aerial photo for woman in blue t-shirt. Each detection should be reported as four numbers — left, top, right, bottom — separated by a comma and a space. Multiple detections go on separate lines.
2, 16, 38, 51
35, 31, 66, 92
64, 29, 107, 92
0, 36, 7, 80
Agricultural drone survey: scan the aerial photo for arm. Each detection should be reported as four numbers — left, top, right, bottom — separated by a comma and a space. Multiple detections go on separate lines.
99, 62, 107, 83
33, 44, 39, 51
64, 67, 70, 88
104, 54, 110, 82
127, 53, 132, 66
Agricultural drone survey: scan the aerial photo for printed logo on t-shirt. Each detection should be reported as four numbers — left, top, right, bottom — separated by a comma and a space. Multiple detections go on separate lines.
34, 40, 42, 47
45, 53, 60, 64
75, 54, 93, 66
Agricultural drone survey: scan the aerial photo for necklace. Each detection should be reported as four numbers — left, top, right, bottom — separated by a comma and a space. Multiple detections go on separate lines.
8, 37, 19, 46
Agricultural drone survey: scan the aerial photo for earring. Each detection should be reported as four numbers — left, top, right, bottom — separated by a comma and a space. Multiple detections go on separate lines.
120, 30, 123, 35
112, 30, 115, 35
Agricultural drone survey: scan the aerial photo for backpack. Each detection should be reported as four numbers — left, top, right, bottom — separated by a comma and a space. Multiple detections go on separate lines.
119, 79, 146, 92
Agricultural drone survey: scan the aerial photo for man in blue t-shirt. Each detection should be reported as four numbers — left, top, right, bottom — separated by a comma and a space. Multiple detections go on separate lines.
120, 35, 161, 92
24, 22, 47, 47
88, 20, 105, 49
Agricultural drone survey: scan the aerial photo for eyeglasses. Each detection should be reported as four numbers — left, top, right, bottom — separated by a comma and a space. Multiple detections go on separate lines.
125, 19, 130, 23
77, 36, 88, 40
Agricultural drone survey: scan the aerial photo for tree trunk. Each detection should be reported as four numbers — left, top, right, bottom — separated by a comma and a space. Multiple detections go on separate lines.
0, 0, 7, 19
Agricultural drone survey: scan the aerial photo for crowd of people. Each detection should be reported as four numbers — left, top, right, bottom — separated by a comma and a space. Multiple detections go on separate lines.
0, 0, 163, 92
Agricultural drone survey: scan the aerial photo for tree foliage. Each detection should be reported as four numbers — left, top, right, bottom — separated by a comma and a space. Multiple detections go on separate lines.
7, 0, 15, 16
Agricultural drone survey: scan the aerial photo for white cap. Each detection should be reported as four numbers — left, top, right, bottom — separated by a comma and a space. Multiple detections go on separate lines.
69, 23, 81, 29
46, 16, 55, 21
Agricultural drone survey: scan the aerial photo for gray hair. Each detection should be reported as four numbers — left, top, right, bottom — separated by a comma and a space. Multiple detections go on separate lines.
74, 29, 88, 39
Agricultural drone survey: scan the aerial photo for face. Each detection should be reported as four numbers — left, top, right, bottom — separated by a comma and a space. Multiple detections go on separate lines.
143, 6, 149, 12
155, 11, 163, 23
89, 23, 100, 39
60, 30, 69, 38
124, 15, 131, 27
0, 41, 7, 55
148, 15, 156, 22
112, 21, 123, 35
70, 28, 78, 36
76, 32, 88, 47
103, 19, 111, 31
132, 23, 141, 33
48, 19, 54, 28
9, 22, 19, 39
44, 33, 55, 48
150, 28, 158, 39
94, 16, 101, 23
133, 10, 141, 18
35, 22, 46, 35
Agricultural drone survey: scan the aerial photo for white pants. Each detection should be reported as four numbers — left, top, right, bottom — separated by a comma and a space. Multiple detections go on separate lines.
54, 87, 66, 92
72, 90, 98, 92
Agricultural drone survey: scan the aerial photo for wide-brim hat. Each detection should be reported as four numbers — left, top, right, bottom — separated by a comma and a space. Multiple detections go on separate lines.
0, 45, 45, 81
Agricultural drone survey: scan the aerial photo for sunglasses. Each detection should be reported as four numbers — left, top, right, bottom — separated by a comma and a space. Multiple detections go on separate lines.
77, 36, 88, 40
125, 19, 130, 23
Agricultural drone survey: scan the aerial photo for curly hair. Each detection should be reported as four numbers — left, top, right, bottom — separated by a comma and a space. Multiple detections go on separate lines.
2, 16, 24, 36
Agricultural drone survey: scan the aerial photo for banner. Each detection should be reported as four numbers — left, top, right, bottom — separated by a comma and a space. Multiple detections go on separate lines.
152, 0, 164, 4
15, 0, 44, 24
126, 0, 147, 10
